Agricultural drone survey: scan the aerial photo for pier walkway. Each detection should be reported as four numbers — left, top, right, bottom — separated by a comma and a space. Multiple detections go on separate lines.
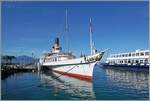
1, 64, 38, 80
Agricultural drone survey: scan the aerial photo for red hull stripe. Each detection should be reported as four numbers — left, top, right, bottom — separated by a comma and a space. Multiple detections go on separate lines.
53, 70, 92, 82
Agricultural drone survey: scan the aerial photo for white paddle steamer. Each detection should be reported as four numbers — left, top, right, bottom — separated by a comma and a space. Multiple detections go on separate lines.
39, 10, 105, 81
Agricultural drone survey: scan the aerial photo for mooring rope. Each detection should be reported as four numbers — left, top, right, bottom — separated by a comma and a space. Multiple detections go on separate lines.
54, 65, 79, 79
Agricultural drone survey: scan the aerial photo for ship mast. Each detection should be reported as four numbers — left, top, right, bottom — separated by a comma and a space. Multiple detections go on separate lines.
89, 17, 93, 55
65, 9, 69, 52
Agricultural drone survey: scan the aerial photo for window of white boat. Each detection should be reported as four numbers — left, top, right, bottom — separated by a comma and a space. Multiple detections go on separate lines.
128, 60, 131, 63
145, 52, 149, 56
129, 53, 131, 57
132, 53, 135, 56
140, 52, 144, 56
136, 60, 139, 63
125, 54, 127, 57
140, 60, 143, 63
122, 54, 124, 57
119, 55, 121, 57
56, 48, 59, 50
136, 53, 139, 56
145, 59, 148, 63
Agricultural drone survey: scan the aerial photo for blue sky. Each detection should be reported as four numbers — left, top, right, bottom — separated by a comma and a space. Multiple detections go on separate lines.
2, 1, 149, 57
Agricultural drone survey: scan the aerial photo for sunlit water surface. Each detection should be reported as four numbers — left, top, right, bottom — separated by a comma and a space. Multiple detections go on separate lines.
2, 65, 149, 100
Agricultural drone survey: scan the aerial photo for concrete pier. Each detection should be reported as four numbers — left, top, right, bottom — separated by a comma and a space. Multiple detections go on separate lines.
1, 64, 38, 80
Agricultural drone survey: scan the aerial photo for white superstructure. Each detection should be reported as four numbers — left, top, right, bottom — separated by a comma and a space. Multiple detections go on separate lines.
39, 37, 104, 80
106, 49, 149, 66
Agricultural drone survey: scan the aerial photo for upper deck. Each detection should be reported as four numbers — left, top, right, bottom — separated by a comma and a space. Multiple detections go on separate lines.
106, 49, 150, 65
107, 49, 149, 60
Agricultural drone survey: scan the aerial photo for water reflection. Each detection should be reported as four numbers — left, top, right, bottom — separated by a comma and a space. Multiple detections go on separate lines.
105, 67, 149, 91
2, 66, 148, 100
39, 71, 95, 100
93, 66, 149, 100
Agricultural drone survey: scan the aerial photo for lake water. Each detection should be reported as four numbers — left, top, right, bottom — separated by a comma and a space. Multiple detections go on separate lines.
2, 65, 149, 100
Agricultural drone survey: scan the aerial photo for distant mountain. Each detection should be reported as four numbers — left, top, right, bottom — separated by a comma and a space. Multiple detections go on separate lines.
2, 55, 39, 64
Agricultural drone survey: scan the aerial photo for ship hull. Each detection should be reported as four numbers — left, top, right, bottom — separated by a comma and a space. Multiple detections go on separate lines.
52, 62, 97, 81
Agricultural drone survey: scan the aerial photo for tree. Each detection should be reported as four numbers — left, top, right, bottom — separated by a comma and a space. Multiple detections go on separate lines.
8, 56, 16, 64
2, 55, 16, 64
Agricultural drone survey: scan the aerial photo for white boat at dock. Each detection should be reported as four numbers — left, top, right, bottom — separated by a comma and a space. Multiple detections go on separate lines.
39, 10, 105, 81
104, 49, 149, 68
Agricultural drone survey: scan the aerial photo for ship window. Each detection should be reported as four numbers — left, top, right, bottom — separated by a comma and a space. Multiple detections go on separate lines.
132, 53, 135, 56
136, 53, 139, 56
125, 54, 127, 57
56, 48, 60, 50
140, 52, 144, 56
145, 59, 148, 63
145, 52, 149, 56
136, 60, 139, 63
129, 53, 131, 57
128, 60, 131, 63
122, 54, 124, 57
140, 60, 143, 63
